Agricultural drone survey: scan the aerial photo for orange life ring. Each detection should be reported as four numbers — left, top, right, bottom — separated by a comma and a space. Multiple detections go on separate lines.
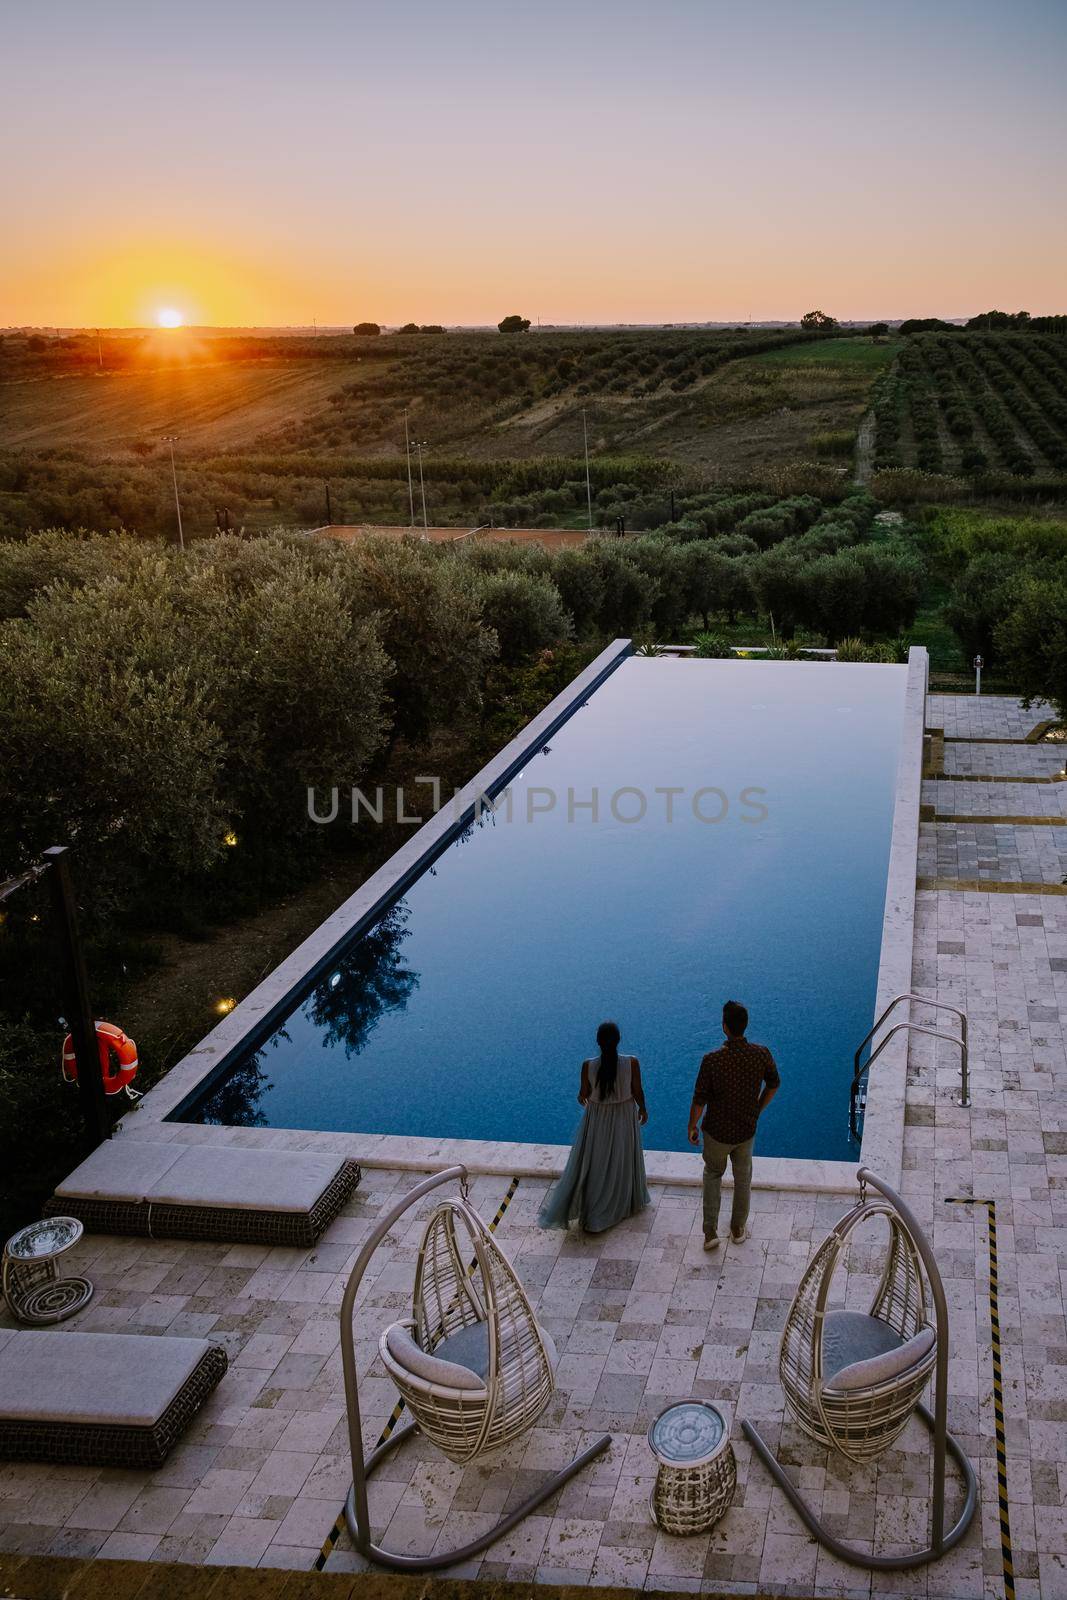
61, 1021, 139, 1096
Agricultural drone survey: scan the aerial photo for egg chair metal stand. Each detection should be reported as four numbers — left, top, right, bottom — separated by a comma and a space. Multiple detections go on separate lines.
340, 1165, 611, 1571
742, 1167, 977, 1571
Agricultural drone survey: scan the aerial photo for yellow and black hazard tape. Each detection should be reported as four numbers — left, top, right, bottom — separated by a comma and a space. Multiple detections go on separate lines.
314, 1175, 521, 1572
947, 1195, 1013, 1600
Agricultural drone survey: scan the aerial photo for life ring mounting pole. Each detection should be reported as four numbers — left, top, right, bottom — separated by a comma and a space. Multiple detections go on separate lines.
43, 846, 111, 1148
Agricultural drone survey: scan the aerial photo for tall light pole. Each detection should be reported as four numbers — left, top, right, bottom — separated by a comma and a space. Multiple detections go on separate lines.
582, 409, 593, 530
404, 411, 415, 527
413, 440, 429, 531
162, 435, 184, 550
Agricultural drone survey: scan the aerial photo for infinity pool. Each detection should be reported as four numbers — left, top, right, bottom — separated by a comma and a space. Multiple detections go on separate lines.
180, 658, 907, 1160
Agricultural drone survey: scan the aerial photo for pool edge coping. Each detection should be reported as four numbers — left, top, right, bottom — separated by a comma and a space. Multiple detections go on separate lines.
854, 645, 927, 1191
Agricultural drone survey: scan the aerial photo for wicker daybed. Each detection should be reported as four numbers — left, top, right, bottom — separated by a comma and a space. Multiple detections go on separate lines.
0, 1327, 227, 1467
46, 1140, 361, 1247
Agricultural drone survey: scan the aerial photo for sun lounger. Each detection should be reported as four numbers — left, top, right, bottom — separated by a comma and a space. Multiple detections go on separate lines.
0, 1327, 226, 1467
46, 1141, 361, 1247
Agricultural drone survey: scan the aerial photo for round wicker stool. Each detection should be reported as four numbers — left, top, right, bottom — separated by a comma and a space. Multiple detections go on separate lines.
648, 1401, 736, 1535
2, 1217, 94, 1325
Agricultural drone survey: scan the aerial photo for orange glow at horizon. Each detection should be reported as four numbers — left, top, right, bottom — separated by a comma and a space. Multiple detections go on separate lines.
6, 211, 1065, 330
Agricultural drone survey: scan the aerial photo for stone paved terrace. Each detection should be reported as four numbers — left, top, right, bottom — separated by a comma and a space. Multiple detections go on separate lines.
1, 693, 1066, 1600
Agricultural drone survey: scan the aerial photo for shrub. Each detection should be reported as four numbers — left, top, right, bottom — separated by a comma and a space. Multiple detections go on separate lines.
693, 632, 733, 658
550, 547, 606, 636
996, 575, 1067, 720
869, 469, 968, 506
944, 552, 1023, 670
330, 537, 496, 737
833, 637, 894, 662
625, 538, 691, 635
747, 547, 810, 638
811, 429, 856, 459
585, 542, 658, 634
803, 551, 869, 643
680, 543, 748, 628
0, 546, 396, 898
475, 569, 572, 664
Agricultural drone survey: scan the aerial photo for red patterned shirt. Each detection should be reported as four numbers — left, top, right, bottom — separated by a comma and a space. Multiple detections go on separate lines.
693, 1037, 780, 1145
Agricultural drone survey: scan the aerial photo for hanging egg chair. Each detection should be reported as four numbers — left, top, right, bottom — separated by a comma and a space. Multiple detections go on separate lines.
743, 1167, 978, 1571
340, 1166, 610, 1571
378, 1191, 557, 1463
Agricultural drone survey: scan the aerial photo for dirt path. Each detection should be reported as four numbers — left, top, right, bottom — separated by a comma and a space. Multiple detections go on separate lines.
853, 409, 876, 485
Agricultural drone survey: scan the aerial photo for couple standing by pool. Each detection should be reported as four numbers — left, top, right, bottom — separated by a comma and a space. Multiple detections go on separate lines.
538, 1000, 781, 1248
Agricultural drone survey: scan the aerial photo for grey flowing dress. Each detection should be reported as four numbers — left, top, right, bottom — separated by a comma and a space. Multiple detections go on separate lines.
538, 1054, 651, 1232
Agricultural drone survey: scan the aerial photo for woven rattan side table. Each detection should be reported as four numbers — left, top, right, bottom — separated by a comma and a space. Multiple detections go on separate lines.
648, 1400, 736, 1535
2, 1216, 94, 1324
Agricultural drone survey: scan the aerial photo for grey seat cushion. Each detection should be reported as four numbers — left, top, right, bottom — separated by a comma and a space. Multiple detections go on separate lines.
0, 1331, 218, 1427
822, 1310, 935, 1392
384, 1318, 557, 1392
435, 1322, 491, 1378
435, 1320, 558, 1376
384, 1323, 487, 1392
57, 1141, 347, 1215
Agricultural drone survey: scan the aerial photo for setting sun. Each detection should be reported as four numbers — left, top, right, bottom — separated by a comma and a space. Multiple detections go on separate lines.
156, 307, 184, 328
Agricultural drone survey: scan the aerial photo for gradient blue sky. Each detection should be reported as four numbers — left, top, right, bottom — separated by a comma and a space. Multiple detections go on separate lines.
3, 0, 1065, 325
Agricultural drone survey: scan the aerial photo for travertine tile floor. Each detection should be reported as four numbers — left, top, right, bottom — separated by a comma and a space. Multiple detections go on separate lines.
1, 695, 1064, 1600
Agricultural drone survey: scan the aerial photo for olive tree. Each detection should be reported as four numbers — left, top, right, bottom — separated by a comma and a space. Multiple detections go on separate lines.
332, 537, 497, 738
475, 569, 573, 664
996, 576, 1067, 720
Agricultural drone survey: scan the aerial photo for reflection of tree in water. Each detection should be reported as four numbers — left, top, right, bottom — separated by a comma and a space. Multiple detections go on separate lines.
195, 905, 416, 1125
307, 903, 417, 1057
198, 1052, 272, 1127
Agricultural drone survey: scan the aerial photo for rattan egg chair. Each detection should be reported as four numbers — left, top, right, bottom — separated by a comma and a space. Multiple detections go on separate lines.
378, 1190, 556, 1463
743, 1167, 977, 1571
340, 1166, 610, 1571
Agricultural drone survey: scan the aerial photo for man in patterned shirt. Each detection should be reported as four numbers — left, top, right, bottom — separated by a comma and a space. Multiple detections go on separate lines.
688, 1000, 780, 1250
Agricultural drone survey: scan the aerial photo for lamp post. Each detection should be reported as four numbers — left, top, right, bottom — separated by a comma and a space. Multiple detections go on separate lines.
413, 440, 429, 531
162, 435, 184, 550
974, 655, 983, 696
404, 411, 415, 528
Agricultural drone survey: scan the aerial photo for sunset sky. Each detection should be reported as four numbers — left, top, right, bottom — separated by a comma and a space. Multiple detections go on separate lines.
4, 0, 1065, 328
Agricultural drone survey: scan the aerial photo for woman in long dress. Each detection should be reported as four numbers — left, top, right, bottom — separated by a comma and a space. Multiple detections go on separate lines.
539, 1021, 651, 1233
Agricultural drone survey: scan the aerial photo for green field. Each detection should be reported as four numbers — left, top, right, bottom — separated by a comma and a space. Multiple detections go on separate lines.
749, 336, 902, 369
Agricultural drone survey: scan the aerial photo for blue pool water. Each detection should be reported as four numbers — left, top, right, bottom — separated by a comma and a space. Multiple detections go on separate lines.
182, 658, 907, 1160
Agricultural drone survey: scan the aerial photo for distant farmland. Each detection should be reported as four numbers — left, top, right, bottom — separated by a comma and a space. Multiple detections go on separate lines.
3, 325, 1065, 542
0, 359, 365, 452
0, 327, 891, 538
872, 332, 1067, 477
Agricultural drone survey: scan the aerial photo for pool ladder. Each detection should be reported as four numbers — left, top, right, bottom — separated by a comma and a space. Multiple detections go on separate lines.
849, 993, 969, 1143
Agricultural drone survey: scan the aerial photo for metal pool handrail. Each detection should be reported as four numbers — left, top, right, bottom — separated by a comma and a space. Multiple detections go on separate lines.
850, 993, 969, 1140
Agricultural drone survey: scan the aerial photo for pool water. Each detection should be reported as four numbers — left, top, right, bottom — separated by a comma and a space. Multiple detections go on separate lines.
183, 658, 907, 1160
